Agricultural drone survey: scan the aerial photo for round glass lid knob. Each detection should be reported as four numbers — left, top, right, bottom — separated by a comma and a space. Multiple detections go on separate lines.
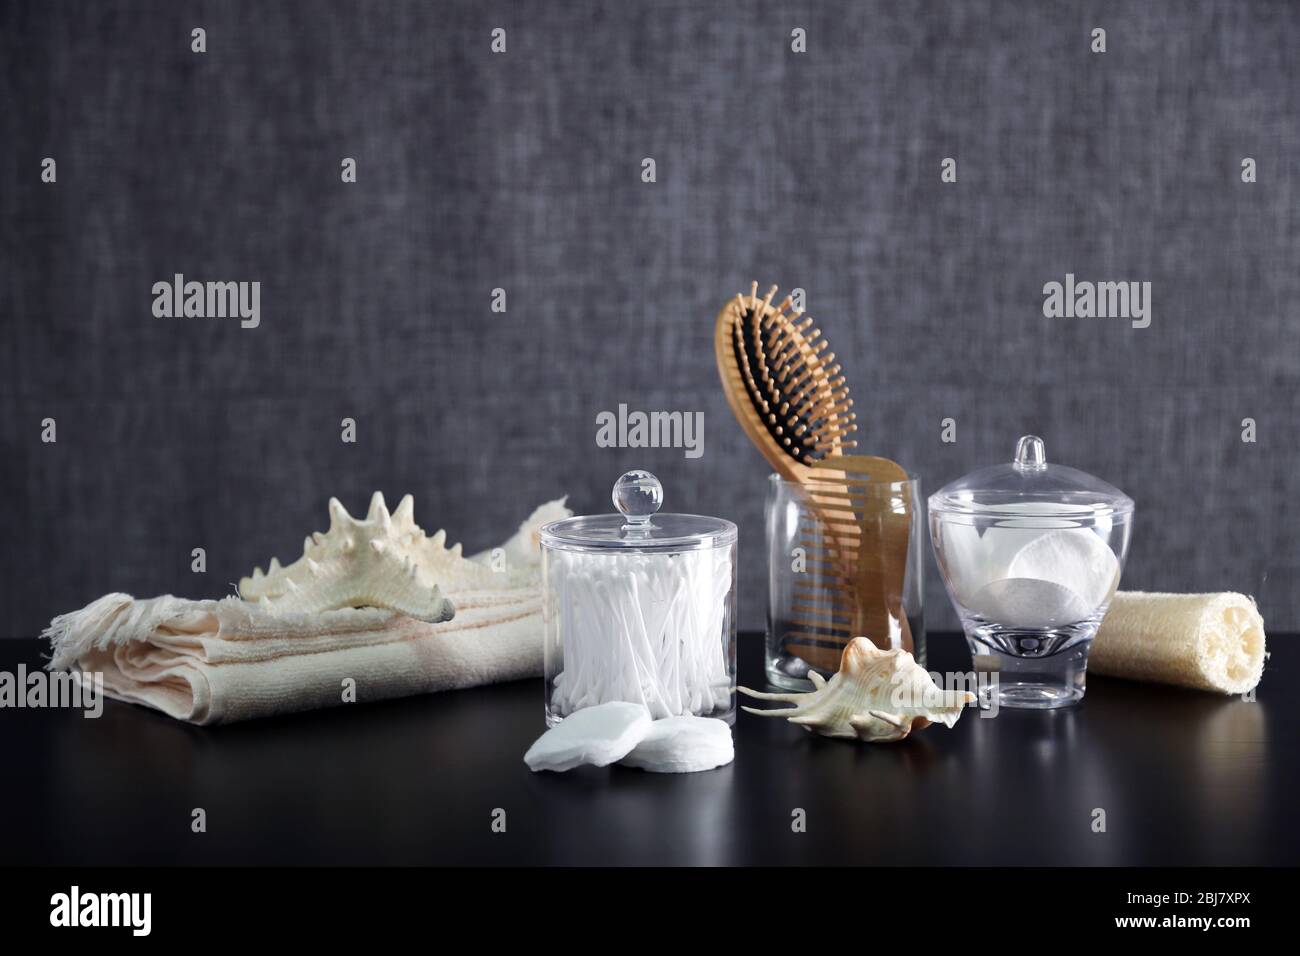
1013, 435, 1047, 472
612, 470, 663, 529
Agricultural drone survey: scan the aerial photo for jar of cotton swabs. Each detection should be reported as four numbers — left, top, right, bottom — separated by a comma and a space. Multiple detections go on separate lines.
539, 471, 738, 727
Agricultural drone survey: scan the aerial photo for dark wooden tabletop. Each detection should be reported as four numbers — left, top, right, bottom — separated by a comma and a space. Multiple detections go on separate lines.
1, 631, 1294, 866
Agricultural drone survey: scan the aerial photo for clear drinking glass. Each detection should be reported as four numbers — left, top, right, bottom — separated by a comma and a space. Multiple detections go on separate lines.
929, 436, 1133, 709
765, 473, 925, 691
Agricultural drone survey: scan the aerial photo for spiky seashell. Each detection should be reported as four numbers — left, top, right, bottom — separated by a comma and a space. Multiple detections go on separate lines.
739, 637, 975, 742
239, 492, 458, 622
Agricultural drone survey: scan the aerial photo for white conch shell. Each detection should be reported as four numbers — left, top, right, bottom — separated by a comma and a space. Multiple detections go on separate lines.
739, 637, 975, 742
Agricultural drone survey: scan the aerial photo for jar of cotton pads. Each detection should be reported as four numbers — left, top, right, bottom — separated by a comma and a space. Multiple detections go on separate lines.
539, 471, 738, 727
929, 436, 1133, 709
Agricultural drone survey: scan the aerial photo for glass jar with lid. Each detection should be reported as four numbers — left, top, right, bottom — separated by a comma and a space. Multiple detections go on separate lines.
539, 470, 738, 726
929, 436, 1133, 709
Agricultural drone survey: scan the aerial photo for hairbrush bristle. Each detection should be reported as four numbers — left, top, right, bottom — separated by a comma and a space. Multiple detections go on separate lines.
723, 283, 855, 464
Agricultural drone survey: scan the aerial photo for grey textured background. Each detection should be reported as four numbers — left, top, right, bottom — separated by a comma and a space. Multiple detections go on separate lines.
1, 0, 1297, 638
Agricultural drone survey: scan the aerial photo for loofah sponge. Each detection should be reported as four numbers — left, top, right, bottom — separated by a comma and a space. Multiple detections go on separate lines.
1090, 592, 1267, 695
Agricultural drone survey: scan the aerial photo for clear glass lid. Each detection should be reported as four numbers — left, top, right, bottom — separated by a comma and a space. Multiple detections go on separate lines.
540, 470, 737, 553
928, 435, 1134, 520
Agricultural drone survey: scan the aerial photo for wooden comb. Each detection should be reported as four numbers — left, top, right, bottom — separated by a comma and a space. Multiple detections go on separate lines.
714, 283, 914, 671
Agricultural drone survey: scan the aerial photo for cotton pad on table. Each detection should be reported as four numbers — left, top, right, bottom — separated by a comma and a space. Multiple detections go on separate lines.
619, 716, 734, 773
524, 701, 653, 772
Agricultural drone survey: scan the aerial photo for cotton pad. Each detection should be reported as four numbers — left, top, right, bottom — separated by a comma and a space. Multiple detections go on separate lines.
619, 716, 734, 773
935, 521, 988, 605
524, 701, 652, 772
1006, 528, 1120, 610
940, 511, 1076, 606
967, 577, 1095, 628
961, 528, 1117, 627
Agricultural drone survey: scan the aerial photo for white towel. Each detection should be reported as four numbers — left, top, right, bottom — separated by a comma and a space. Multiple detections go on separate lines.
43, 588, 543, 724
42, 496, 570, 724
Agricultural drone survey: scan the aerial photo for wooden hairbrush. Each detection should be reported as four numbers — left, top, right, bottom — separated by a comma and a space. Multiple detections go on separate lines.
714, 283, 914, 671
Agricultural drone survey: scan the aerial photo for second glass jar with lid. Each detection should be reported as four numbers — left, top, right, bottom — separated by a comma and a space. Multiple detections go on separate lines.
929, 436, 1134, 709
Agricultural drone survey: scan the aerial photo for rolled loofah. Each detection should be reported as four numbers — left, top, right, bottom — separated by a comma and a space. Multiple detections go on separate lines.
1090, 591, 1267, 695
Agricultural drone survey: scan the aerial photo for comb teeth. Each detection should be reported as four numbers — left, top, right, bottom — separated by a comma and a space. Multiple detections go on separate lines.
724, 284, 855, 464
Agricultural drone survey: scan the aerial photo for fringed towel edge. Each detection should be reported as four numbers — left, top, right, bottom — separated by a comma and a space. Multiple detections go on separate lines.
42, 593, 193, 671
